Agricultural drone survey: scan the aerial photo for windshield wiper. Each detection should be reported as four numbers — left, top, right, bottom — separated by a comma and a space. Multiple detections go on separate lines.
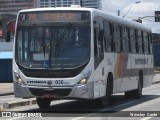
53, 23, 73, 54
52, 23, 73, 69
57, 23, 73, 43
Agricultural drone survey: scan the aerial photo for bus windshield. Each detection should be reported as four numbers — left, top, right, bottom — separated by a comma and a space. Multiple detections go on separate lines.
15, 24, 90, 69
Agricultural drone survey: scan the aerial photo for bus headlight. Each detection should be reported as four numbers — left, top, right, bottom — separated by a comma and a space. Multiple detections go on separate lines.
78, 77, 88, 85
14, 72, 24, 85
78, 71, 92, 85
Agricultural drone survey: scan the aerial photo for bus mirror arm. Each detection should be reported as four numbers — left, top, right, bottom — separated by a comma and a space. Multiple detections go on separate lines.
6, 31, 10, 42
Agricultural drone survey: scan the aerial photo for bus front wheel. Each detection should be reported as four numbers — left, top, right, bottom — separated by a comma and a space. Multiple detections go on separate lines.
94, 90, 109, 108
95, 74, 113, 108
36, 98, 51, 109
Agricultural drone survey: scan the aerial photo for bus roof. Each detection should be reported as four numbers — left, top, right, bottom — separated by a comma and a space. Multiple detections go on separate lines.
18, 7, 151, 32
93, 9, 151, 32
18, 7, 94, 13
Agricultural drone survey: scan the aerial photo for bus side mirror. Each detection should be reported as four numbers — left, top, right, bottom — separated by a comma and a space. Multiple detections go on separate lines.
6, 31, 10, 42
6, 19, 16, 42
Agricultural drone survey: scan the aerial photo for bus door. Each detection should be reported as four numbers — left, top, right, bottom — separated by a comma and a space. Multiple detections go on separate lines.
94, 17, 105, 97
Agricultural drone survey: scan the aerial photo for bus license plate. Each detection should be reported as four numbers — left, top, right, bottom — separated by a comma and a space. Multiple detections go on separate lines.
43, 93, 58, 98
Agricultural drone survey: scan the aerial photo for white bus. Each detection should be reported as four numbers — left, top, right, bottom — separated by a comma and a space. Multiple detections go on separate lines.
12, 7, 153, 108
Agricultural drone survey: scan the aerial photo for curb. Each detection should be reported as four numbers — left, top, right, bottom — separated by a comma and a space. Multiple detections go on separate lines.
154, 71, 160, 74
0, 98, 36, 111
152, 80, 160, 84
0, 92, 14, 96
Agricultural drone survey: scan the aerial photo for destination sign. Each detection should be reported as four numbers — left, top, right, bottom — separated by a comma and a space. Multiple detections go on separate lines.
18, 11, 90, 22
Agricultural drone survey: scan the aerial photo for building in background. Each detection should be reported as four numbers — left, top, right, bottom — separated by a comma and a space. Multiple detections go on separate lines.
37, 0, 80, 7
0, 0, 37, 42
37, 0, 101, 9
0, 0, 102, 14
82, 0, 102, 9
0, 0, 37, 14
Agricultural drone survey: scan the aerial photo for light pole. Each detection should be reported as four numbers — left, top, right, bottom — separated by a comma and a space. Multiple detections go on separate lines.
122, 1, 141, 17
117, 10, 120, 16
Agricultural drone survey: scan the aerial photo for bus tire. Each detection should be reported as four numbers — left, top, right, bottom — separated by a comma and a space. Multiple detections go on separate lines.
94, 90, 109, 108
125, 73, 143, 99
107, 74, 113, 103
132, 73, 143, 98
94, 74, 113, 108
125, 91, 133, 99
36, 98, 51, 109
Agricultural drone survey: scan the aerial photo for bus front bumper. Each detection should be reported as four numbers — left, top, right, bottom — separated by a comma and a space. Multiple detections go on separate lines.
14, 82, 94, 99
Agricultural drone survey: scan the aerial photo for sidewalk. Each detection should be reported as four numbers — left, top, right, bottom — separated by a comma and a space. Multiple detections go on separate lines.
0, 83, 13, 96
0, 83, 36, 111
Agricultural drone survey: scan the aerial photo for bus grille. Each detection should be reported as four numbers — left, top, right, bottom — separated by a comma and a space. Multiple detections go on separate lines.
29, 88, 72, 97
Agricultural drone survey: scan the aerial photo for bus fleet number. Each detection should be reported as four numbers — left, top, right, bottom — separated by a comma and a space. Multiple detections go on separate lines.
55, 80, 63, 84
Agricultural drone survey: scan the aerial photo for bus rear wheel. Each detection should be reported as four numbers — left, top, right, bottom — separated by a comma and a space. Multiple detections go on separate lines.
132, 73, 143, 98
125, 73, 143, 99
36, 98, 51, 109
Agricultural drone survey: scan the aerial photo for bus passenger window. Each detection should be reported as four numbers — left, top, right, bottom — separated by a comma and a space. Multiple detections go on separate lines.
128, 28, 131, 53
148, 33, 152, 54
135, 30, 139, 53
130, 29, 136, 53
104, 20, 112, 52
94, 18, 104, 69
113, 24, 121, 52
122, 27, 129, 52
143, 32, 149, 54
137, 30, 143, 53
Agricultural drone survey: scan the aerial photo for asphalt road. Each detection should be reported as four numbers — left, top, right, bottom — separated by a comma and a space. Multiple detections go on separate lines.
1, 82, 160, 120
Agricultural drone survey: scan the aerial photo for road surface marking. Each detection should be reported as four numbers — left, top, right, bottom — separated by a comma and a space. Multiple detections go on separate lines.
72, 93, 160, 120
139, 94, 160, 120
140, 117, 152, 120
0, 98, 15, 102
4, 94, 160, 120
72, 101, 135, 120
6, 117, 22, 120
